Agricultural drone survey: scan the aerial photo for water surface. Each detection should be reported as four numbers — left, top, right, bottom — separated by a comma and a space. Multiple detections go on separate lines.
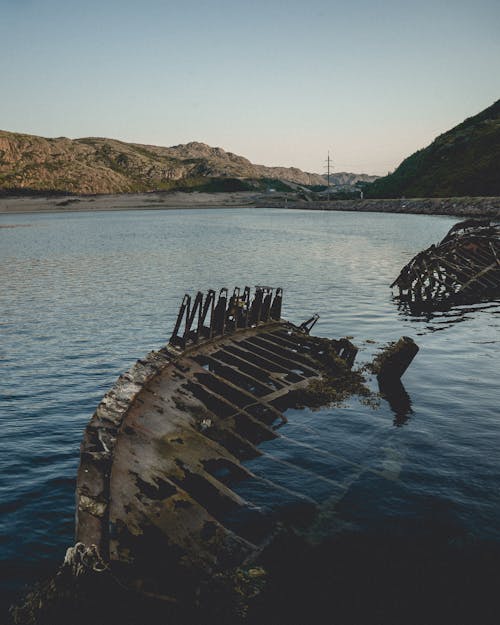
1, 208, 499, 617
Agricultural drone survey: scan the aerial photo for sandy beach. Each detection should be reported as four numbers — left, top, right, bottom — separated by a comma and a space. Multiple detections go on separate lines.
0, 191, 261, 214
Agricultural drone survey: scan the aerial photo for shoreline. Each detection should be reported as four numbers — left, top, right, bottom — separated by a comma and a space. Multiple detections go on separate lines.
0, 191, 499, 219
272, 196, 500, 219
0, 191, 260, 215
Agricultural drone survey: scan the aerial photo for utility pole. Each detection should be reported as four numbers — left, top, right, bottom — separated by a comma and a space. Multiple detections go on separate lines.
325, 151, 333, 202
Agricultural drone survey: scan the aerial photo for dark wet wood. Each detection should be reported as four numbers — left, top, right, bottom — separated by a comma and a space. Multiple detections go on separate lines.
392, 219, 500, 309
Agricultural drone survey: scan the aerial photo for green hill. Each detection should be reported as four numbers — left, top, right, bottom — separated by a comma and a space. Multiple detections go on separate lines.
366, 99, 500, 198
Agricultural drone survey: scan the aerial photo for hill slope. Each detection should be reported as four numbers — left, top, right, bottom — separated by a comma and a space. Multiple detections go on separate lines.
322, 172, 379, 188
366, 100, 500, 198
0, 132, 326, 194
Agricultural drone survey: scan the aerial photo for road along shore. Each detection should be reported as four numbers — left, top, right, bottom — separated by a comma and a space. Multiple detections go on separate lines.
0, 192, 498, 219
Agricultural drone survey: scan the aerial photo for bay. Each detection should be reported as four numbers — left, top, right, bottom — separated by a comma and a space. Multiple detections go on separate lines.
1, 207, 499, 618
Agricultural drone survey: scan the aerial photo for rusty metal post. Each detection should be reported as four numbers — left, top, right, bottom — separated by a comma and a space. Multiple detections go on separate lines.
170, 294, 191, 347
199, 289, 215, 339
261, 288, 273, 322
242, 286, 251, 328
214, 288, 228, 336
250, 287, 264, 325
270, 288, 283, 320
183, 291, 203, 344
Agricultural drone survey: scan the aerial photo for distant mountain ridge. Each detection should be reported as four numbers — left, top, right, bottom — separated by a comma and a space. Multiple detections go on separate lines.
0, 131, 328, 194
366, 99, 500, 198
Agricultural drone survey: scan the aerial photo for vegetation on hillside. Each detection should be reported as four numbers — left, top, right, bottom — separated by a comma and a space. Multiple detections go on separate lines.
366, 99, 500, 198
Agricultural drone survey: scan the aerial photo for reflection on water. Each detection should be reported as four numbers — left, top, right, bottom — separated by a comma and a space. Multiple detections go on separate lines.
1, 208, 499, 619
395, 295, 500, 334
377, 376, 413, 426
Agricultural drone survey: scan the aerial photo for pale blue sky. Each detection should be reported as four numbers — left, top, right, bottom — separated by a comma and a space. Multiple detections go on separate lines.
1, 0, 499, 174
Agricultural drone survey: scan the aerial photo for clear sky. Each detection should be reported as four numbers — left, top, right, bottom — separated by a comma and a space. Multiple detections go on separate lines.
1, 0, 499, 175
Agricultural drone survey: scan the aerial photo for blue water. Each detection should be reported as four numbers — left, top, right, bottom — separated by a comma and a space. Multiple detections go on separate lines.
1, 208, 499, 613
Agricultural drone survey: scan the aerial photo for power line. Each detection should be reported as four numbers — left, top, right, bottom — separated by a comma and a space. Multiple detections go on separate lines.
324, 150, 334, 201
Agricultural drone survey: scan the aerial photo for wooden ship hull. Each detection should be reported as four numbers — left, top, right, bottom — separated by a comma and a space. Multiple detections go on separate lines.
75, 286, 363, 601
10, 287, 418, 624
392, 219, 500, 310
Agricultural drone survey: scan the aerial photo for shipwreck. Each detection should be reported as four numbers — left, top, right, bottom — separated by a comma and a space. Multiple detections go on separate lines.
11, 286, 418, 625
392, 219, 500, 310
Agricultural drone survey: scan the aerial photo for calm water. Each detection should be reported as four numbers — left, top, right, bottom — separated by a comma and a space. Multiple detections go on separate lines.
1, 208, 499, 616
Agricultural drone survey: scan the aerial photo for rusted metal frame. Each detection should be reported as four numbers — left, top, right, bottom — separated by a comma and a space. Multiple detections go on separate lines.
225, 288, 240, 332
261, 289, 273, 322
188, 359, 290, 426
242, 286, 251, 328
453, 261, 500, 296
246, 473, 317, 506
205, 421, 264, 460
395, 249, 431, 291
260, 450, 344, 490
170, 294, 191, 347
463, 244, 496, 266
420, 259, 441, 299
393, 220, 500, 306
233, 287, 245, 328
268, 326, 324, 347
159, 472, 261, 550
489, 241, 500, 265
200, 458, 315, 518
421, 259, 450, 298
238, 338, 319, 377
263, 329, 306, 350
224, 343, 302, 378
405, 263, 426, 300
210, 349, 286, 390
190, 359, 286, 420
229, 341, 310, 379
198, 289, 216, 339
168, 462, 256, 517
199, 356, 274, 398
435, 263, 452, 293
247, 334, 326, 371
261, 332, 322, 361
200, 353, 282, 397
188, 376, 280, 441
183, 290, 204, 344
460, 267, 500, 290
179, 379, 265, 457
337, 340, 358, 368
262, 330, 332, 360
249, 287, 265, 325
227, 287, 251, 331
213, 288, 228, 336
451, 248, 500, 285
432, 255, 477, 282
202, 457, 258, 486
451, 247, 494, 270
299, 314, 320, 334
270, 287, 283, 321
444, 255, 498, 290
269, 328, 335, 356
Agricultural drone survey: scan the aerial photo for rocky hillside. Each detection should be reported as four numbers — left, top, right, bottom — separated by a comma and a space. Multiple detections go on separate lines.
366, 99, 500, 198
0, 132, 326, 194
323, 172, 379, 188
